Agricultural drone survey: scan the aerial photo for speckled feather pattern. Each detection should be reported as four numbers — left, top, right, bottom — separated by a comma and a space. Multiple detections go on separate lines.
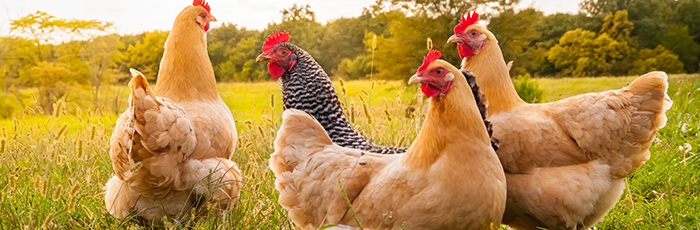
275, 43, 407, 154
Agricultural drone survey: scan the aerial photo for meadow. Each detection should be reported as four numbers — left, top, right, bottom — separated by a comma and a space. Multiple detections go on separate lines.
0, 74, 698, 229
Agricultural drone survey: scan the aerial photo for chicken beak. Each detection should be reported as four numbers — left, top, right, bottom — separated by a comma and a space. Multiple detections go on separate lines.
256, 53, 272, 63
408, 73, 425, 85
209, 15, 218, 22
447, 35, 462, 44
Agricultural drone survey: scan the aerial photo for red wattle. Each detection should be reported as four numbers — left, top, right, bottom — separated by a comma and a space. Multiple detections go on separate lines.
458, 44, 474, 59
420, 84, 441, 98
267, 63, 285, 79
442, 81, 453, 94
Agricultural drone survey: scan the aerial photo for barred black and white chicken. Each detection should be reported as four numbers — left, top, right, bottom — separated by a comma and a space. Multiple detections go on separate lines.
255, 30, 407, 154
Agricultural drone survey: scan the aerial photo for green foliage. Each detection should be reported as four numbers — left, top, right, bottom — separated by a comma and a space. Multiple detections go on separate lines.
629, 45, 684, 75
660, 24, 700, 73
336, 55, 373, 80
599, 10, 636, 75
214, 35, 266, 82
548, 12, 636, 77
207, 23, 260, 81
375, 0, 501, 17
513, 73, 544, 103
9, 11, 114, 45
368, 11, 460, 81
580, 0, 675, 49
124, 31, 168, 80
0, 93, 18, 119
674, 0, 700, 45
488, 8, 545, 76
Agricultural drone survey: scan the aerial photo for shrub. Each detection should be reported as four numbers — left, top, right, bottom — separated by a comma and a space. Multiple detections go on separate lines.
629, 45, 684, 75
513, 73, 545, 103
0, 93, 19, 119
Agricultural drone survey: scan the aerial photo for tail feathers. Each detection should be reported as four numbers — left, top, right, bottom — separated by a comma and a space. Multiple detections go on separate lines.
609, 71, 672, 178
462, 69, 499, 151
119, 69, 198, 196
627, 71, 673, 130
271, 109, 333, 175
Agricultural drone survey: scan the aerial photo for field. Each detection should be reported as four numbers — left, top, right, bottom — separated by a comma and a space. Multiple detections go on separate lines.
0, 74, 698, 229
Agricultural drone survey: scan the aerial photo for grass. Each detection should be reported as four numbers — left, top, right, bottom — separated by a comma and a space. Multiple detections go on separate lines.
0, 74, 698, 229
534, 74, 698, 102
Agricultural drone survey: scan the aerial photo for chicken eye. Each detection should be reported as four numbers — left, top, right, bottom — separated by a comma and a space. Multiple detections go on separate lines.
279, 49, 287, 55
471, 31, 477, 36
436, 69, 443, 75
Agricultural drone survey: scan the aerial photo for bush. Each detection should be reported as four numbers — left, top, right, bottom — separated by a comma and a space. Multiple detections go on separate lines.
629, 45, 685, 75
513, 73, 545, 103
0, 93, 19, 119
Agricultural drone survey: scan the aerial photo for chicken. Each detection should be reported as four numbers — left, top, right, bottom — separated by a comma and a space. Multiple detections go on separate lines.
104, 0, 241, 223
269, 51, 506, 229
255, 30, 407, 154
448, 12, 673, 229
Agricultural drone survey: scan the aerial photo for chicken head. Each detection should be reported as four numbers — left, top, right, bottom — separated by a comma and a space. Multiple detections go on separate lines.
447, 12, 491, 59
256, 30, 298, 79
192, 0, 216, 32
409, 50, 455, 98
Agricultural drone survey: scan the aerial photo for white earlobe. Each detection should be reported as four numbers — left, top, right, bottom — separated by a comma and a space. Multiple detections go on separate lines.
444, 72, 455, 81
477, 34, 487, 41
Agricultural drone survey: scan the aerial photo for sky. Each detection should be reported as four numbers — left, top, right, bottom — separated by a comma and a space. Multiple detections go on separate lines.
0, 0, 583, 36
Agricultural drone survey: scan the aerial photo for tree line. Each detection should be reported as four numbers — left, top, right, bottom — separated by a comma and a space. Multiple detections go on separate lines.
1, 0, 699, 117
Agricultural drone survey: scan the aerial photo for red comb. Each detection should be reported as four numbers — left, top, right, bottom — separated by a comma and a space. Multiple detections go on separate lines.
454, 11, 479, 34
263, 30, 290, 52
193, 0, 211, 13
418, 50, 442, 72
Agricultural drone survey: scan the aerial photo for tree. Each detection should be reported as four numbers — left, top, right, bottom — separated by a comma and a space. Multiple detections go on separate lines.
580, 0, 676, 49
367, 10, 460, 81
629, 45, 684, 75
207, 23, 259, 80
316, 11, 389, 76
600, 10, 634, 45
9, 11, 116, 113
660, 24, 700, 73
548, 28, 634, 76
80, 34, 124, 110
374, 0, 502, 17
336, 55, 373, 79
125, 31, 169, 80
19, 61, 74, 111
215, 35, 266, 81
599, 10, 635, 75
10, 11, 113, 62
674, 0, 700, 45
268, 4, 324, 60
488, 8, 544, 76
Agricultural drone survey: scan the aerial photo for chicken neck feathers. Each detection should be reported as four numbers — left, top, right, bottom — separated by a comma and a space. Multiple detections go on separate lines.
276, 43, 407, 154
154, 5, 220, 103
